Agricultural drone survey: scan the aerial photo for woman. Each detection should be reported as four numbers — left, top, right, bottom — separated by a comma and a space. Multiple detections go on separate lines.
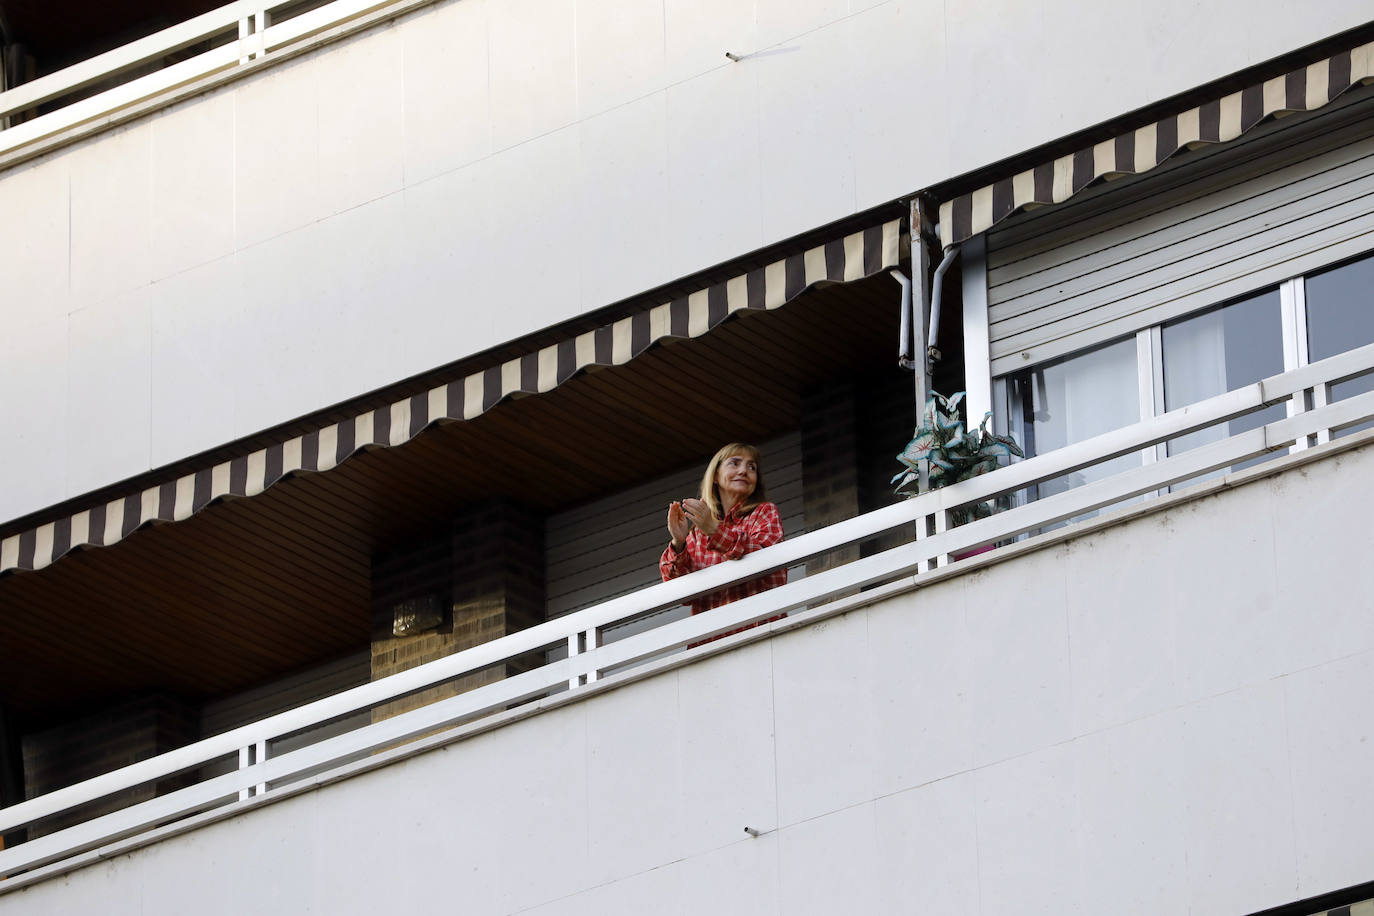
660, 443, 787, 627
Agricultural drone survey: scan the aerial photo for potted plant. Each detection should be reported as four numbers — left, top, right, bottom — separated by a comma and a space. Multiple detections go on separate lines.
892, 391, 1023, 555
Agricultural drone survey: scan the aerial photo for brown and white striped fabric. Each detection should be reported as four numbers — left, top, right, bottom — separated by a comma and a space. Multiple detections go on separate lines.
0, 219, 903, 576
1307, 898, 1374, 916
939, 40, 1374, 248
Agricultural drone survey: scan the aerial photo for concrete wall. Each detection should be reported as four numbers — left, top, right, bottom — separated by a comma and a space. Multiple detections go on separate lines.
4, 438, 1371, 915
0, 0, 1368, 522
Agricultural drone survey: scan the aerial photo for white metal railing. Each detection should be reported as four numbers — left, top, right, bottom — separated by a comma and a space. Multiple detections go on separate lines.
0, 0, 408, 158
1, 341, 1373, 883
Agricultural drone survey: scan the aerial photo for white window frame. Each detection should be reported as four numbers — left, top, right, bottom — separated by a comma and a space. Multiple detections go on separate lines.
977, 262, 1370, 464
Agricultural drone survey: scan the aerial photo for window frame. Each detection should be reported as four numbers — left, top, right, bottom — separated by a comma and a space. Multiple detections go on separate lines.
980, 248, 1374, 466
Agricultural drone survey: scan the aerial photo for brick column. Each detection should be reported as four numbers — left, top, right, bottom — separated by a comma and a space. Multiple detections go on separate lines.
370, 501, 545, 722
800, 380, 862, 574
21, 693, 198, 838
856, 369, 920, 556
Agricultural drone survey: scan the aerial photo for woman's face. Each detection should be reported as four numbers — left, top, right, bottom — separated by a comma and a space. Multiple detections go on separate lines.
715, 453, 758, 504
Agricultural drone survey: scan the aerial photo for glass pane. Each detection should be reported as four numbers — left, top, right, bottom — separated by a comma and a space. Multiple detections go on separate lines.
1008, 337, 1140, 523
1306, 252, 1374, 438
1162, 288, 1284, 476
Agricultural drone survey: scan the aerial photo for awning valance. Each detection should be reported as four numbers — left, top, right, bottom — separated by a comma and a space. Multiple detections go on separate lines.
939, 40, 1374, 248
0, 219, 904, 575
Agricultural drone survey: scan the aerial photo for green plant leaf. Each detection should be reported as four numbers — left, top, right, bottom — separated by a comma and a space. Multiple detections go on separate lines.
985, 433, 1025, 458
895, 390, 1021, 504
898, 432, 936, 467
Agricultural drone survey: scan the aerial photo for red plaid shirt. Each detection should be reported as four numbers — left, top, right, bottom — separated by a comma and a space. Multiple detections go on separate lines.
659, 502, 787, 619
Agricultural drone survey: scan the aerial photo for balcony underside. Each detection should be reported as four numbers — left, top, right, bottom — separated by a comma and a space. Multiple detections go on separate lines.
0, 272, 908, 720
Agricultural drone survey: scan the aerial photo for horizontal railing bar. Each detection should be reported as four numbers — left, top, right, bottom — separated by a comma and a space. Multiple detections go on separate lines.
2, 342, 1372, 840
1261, 339, 1374, 401
930, 384, 1262, 511
261, 0, 402, 52
924, 340, 1374, 515
0, 1, 257, 118
0, 658, 572, 878
1266, 385, 1374, 446
0, 495, 937, 833
0, 44, 244, 155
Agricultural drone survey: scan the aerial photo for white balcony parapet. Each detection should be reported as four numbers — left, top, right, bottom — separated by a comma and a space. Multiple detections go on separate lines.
1, 340, 1373, 884
0, 0, 421, 161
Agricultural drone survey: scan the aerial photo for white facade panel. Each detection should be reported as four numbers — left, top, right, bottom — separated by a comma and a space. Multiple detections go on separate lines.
487, 0, 578, 151
771, 607, 876, 826
0, 0, 1370, 523
147, 255, 241, 468
314, 25, 406, 216
231, 56, 324, 250
675, 640, 779, 857
0, 316, 68, 523
755, 17, 856, 244
1075, 713, 1189, 914
974, 742, 1084, 914
65, 292, 153, 498
1287, 652, 1374, 895
672, 836, 783, 916
777, 802, 882, 916
967, 543, 1074, 767
664, 65, 764, 282
1271, 444, 1374, 673
399, 0, 492, 185
68, 127, 152, 304
148, 92, 236, 281
1167, 473, 1285, 704
2, 439, 1374, 913
0, 157, 70, 334
574, 0, 666, 118
585, 673, 686, 885
866, 567, 974, 796
1064, 516, 1176, 735
576, 92, 671, 311
872, 774, 981, 916
851, 0, 950, 211
1180, 680, 1297, 914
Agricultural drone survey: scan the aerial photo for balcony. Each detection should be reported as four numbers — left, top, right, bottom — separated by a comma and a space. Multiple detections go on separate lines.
1, 342, 1372, 913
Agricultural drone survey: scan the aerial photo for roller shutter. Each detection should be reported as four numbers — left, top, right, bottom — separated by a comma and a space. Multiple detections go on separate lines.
986, 90, 1374, 376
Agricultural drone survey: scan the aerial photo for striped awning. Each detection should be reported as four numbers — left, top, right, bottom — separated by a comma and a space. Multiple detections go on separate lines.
1307, 898, 1374, 916
0, 219, 904, 576
939, 40, 1374, 248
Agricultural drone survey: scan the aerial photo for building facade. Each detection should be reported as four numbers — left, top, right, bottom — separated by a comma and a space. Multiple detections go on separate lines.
1, 1, 1373, 912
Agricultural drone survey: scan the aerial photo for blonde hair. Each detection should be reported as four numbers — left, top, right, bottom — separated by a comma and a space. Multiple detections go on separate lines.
698, 442, 767, 520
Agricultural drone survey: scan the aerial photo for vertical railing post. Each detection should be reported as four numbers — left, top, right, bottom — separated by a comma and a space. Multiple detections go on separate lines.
932, 508, 950, 567
237, 745, 253, 801
1312, 382, 1332, 445
583, 628, 600, 684
253, 10, 269, 59
567, 633, 581, 691
238, 16, 252, 65
914, 511, 932, 573
238, 740, 268, 799
1280, 277, 1313, 453
255, 739, 268, 796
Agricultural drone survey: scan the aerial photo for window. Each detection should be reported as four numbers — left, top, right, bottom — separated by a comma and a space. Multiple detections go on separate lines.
1162, 288, 1285, 474
1305, 252, 1374, 438
992, 247, 1374, 506
1005, 336, 1140, 515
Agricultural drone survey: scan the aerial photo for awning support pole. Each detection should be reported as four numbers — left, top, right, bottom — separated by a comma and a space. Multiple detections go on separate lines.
928, 242, 960, 376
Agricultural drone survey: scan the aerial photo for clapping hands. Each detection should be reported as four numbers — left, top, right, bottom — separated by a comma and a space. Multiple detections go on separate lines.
667, 498, 718, 549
